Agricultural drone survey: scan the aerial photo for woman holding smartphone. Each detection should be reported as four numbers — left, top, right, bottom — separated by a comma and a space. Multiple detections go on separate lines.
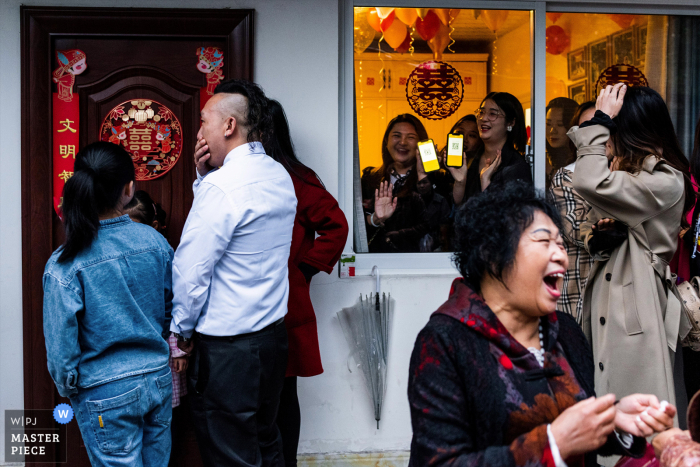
361, 114, 429, 252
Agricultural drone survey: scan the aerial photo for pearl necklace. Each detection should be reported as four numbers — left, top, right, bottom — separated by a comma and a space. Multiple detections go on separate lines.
527, 322, 545, 367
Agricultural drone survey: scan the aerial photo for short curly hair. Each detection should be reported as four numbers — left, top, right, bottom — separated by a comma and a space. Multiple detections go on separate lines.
453, 181, 562, 293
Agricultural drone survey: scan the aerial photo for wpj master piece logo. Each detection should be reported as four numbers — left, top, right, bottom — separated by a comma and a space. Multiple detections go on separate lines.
5, 405, 70, 463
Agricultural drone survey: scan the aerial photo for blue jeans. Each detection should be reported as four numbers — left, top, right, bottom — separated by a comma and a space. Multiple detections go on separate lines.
70, 366, 172, 467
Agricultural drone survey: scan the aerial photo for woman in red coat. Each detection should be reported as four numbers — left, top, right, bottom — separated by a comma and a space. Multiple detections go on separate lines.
265, 100, 349, 466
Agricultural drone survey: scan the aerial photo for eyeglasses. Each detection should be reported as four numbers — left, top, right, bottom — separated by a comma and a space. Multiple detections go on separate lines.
474, 108, 505, 121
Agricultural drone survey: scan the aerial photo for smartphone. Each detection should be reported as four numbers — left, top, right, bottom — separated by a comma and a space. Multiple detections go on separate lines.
446, 134, 464, 167
417, 139, 440, 172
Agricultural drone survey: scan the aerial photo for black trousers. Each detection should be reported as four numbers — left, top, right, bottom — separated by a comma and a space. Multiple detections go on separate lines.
276, 377, 300, 467
188, 318, 288, 467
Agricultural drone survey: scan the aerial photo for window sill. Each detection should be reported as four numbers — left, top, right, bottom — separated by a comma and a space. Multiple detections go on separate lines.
348, 252, 460, 276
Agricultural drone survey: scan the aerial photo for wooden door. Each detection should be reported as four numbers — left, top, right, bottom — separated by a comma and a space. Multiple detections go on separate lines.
21, 7, 253, 466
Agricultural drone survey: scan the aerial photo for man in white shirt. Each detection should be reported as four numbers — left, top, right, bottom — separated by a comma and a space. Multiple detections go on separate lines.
171, 79, 297, 467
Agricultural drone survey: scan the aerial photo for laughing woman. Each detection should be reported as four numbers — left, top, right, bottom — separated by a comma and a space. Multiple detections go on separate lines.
361, 114, 429, 252
408, 182, 675, 467
459, 92, 533, 203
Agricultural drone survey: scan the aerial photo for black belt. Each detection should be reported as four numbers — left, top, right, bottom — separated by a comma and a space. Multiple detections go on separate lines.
195, 317, 285, 342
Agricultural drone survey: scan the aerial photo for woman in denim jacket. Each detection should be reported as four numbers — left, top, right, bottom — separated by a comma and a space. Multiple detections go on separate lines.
43, 142, 174, 466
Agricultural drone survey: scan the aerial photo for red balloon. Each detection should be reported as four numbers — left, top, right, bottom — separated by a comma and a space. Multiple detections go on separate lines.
546, 25, 570, 56
380, 10, 395, 32
394, 32, 412, 53
415, 10, 441, 41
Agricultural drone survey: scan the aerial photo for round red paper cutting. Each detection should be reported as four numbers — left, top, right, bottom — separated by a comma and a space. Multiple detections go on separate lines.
100, 99, 183, 181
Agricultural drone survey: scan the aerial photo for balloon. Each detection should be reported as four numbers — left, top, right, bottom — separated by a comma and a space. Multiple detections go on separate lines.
367, 9, 381, 32
395, 8, 418, 26
354, 9, 376, 54
607, 14, 635, 29
395, 32, 412, 53
416, 8, 431, 19
376, 7, 394, 19
545, 25, 570, 55
415, 10, 441, 41
481, 10, 509, 33
383, 19, 407, 49
434, 9, 451, 25
428, 23, 451, 61
546, 12, 563, 23
380, 10, 395, 32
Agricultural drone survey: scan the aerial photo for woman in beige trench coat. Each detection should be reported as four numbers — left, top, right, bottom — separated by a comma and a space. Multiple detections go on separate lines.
568, 84, 695, 417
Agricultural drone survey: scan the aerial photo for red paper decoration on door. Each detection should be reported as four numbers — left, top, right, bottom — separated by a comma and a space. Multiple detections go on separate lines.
100, 100, 183, 181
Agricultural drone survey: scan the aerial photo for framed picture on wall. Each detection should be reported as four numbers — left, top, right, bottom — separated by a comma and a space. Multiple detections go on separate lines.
589, 38, 609, 86
635, 24, 648, 67
612, 28, 635, 65
568, 47, 587, 80
569, 80, 588, 105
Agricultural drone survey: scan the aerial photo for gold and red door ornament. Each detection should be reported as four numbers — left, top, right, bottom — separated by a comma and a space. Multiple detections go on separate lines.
196, 47, 224, 110
594, 64, 648, 95
52, 49, 87, 216
405, 60, 463, 120
100, 100, 183, 181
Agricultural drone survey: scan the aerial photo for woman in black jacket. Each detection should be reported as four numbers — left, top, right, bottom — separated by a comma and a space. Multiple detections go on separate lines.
361, 114, 429, 252
461, 92, 533, 202
408, 182, 676, 467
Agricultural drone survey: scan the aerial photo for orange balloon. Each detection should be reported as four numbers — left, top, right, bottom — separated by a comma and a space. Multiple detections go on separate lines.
383, 19, 408, 49
376, 7, 394, 19
428, 23, 451, 61
434, 9, 451, 25
481, 10, 509, 33
395, 8, 418, 26
367, 9, 381, 33
547, 12, 563, 24
416, 8, 431, 19
380, 10, 395, 32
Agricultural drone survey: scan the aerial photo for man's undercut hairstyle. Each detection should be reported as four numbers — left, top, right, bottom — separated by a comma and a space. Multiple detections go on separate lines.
214, 79, 272, 148
452, 181, 562, 293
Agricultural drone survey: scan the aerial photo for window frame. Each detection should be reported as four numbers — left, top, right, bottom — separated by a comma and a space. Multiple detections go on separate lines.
339, 0, 700, 276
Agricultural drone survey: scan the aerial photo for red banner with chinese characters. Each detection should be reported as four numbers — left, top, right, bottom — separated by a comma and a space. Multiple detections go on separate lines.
196, 47, 224, 111
53, 95, 80, 214
52, 49, 87, 216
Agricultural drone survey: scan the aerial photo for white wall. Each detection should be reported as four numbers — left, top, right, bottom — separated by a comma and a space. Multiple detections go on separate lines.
0, 0, 460, 463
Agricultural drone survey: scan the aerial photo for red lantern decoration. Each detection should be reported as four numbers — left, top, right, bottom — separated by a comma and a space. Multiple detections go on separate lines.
415, 10, 441, 41
546, 25, 570, 56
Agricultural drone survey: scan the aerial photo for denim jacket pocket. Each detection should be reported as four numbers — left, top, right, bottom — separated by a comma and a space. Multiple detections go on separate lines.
86, 387, 142, 455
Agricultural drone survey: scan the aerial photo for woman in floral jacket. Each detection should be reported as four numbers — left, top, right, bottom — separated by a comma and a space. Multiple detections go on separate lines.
408, 181, 676, 467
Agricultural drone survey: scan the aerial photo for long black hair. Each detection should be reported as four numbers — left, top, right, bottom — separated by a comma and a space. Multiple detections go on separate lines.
264, 99, 316, 184
59, 142, 135, 262
612, 86, 694, 226
480, 92, 527, 155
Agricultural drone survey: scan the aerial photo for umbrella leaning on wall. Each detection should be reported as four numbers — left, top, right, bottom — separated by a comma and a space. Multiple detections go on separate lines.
337, 269, 394, 429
